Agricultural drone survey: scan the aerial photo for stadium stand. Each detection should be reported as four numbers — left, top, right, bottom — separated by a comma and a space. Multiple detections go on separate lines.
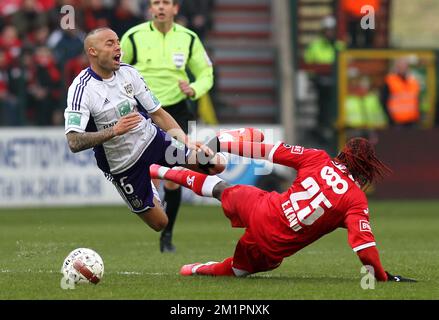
206, 0, 278, 124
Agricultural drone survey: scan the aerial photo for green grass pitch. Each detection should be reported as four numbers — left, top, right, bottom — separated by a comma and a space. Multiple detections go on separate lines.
0, 201, 438, 300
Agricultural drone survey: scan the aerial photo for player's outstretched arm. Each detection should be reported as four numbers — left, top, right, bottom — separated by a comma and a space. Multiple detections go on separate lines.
149, 107, 218, 161
149, 107, 190, 147
66, 112, 142, 153
356, 246, 417, 282
356, 246, 388, 281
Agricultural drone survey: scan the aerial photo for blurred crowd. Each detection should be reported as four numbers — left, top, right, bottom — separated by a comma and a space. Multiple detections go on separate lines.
303, 0, 438, 149
0, 0, 213, 126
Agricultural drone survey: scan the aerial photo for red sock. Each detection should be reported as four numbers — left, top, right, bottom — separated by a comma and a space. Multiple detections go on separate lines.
155, 167, 223, 197
196, 257, 235, 276
220, 141, 273, 159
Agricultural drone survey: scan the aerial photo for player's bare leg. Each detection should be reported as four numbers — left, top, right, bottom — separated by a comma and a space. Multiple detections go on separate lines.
137, 196, 168, 232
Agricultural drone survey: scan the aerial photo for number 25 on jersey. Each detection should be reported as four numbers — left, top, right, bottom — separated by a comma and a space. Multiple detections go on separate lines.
282, 166, 348, 231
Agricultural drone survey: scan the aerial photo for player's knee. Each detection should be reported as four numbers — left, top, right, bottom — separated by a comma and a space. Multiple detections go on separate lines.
213, 182, 231, 200
151, 217, 168, 232
139, 209, 169, 231
209, 162, 226, 175
210, 153, 227, 174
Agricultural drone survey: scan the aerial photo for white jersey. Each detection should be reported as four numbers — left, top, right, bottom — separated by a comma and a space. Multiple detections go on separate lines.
64, 64, 161, 174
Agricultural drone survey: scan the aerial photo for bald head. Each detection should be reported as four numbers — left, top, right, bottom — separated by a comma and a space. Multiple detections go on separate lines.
84, 27, 114, 54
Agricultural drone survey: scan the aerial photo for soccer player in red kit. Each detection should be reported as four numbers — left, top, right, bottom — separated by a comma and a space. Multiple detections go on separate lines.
150, 136, 416, 282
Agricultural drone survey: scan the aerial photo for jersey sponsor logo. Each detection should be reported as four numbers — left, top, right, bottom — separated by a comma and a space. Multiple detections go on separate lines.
104, 98, 110, 105
103, 121, 117, 130
173, 53, 185, 69
359, 220, 372, 232
291, 146, 304, 155
117, 100, 132, 117
283, 144, 292, 149
364, 208, 369, 215
67, 112, 81, 126
124, 83, 134, 97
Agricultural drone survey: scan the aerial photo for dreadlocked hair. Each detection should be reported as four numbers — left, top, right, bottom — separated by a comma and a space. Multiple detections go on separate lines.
335, 137, 392, 189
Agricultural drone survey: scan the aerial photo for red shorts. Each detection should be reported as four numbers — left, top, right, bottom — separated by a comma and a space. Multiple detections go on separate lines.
221, 185, 283, 274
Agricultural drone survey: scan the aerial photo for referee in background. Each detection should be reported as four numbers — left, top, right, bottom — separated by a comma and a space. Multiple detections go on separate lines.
121, 0, 214, 253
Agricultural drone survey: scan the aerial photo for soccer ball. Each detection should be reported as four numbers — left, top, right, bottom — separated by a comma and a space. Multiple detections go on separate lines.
61, 248, 104, 285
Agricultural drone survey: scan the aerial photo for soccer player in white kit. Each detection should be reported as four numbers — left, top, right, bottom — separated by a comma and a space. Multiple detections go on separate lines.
64, 28, 224, 231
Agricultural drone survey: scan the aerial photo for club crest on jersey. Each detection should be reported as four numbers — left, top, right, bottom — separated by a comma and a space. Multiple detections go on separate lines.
291, 146, 304, 155
173, 53, 185, 69
359, 220, 372, 232
124, 83, 134, 97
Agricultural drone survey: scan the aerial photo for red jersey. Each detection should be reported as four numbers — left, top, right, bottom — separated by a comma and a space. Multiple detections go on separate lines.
249, 142, 377, 260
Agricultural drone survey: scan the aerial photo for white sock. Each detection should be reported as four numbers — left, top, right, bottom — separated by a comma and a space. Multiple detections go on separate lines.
201, 175, 224, 197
